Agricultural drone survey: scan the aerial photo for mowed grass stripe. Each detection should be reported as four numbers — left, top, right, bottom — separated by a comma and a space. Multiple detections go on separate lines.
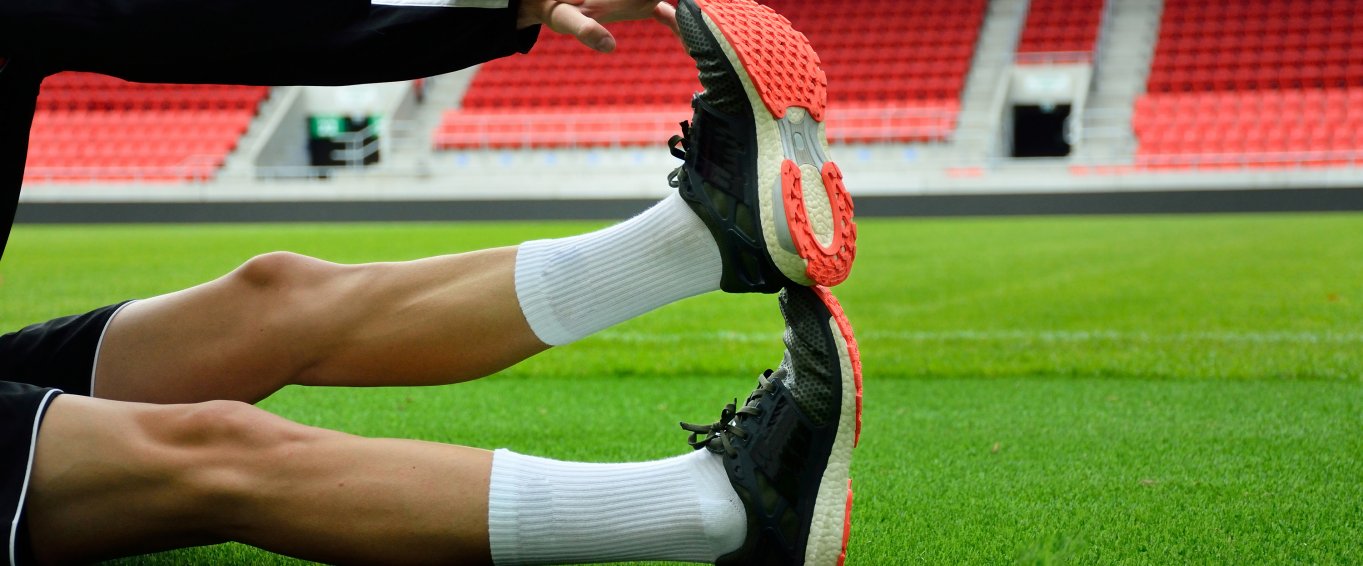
598, 329, 1363, 344
0, 213, 1359, 564
3, 214, 1360, 381
105, 375, 1363, 565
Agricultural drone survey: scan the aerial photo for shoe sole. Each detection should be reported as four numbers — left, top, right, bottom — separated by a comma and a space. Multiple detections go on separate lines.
691, 0, 857, 288
809, 285, 862, 566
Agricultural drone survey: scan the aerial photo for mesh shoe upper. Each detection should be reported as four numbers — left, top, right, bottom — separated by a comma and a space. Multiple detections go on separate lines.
680, 286, 853, 565
677, 0, 747, 115
669, 0, 795, 293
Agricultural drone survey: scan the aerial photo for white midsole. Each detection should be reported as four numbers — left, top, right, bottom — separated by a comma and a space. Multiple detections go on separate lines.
698, 9, 831, 286
804, 317, 857, 565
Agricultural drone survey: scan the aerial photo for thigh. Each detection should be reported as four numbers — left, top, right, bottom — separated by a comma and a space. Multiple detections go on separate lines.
0, 301, 135, 396
0, 381, 61, 566
21, 393, 230, 564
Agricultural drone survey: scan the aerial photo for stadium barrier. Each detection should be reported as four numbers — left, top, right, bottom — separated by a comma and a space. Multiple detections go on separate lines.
21, 155, 224, 183
432, 104, 961, 150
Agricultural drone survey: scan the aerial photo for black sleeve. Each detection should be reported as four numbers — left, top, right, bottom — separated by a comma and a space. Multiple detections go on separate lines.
0, 0, 543, 259
0, 59, 42, 264
0, 0, 541, 85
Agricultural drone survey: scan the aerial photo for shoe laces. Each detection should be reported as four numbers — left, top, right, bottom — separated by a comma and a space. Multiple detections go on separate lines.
680, 369, 778, 458
666, 120, 692, 188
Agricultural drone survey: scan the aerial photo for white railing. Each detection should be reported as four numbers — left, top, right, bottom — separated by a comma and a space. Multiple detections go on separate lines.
22, 155, 222, 184
1014, 51, 1095, 65
1130, 150, 1363, 171
432, 105, 963, 150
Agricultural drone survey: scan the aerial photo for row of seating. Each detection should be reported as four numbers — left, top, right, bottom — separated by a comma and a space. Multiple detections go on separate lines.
30, 129, 246, 143
28, 143, 235, 162
774, 1, 985, 16
41, 72, 265, 90
37, 89, 268, 111
1157, 34, 1361, 53
1134, 0, 1363, 171
1162, 0, 1354, 18
24, 72, 266, 182
1016, 0, 1106, 56
1136, 112, 1363, 128
441, 0, 985, 147
1136, 88, 1363, 108
1153, 51, 1362, 70
1162, 20, 1358, 36
30, 110, 254, 129
1148, 66, 1363, 92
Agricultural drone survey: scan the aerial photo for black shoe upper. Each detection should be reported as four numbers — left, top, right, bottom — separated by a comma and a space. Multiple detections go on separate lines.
677, 0, 747, 114
670, 0, 795, 293
680, 286, 846, 565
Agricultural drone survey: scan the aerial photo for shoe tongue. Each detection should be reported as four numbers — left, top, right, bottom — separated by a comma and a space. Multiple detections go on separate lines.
770, 353, 795, 390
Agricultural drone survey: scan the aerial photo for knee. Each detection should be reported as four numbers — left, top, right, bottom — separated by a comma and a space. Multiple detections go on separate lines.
231, 251, 335, 293
148, 401, 318, 506
154, 400, 306, 449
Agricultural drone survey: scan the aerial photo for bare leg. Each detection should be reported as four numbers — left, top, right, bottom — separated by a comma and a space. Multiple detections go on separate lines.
95, 247, 549, 404
27, 394, 493, 565
93, 193, 725, 405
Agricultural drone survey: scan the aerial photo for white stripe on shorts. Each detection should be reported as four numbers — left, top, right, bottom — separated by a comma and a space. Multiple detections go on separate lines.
9, 389, 60, 566
89, 300, 136, 399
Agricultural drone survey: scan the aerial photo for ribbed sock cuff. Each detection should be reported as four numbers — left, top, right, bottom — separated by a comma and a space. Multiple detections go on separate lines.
487, 449, 744, 565
514, 193, 723, 345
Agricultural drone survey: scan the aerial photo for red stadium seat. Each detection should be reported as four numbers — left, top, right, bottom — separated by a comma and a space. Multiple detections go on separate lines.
1016, 0, 1105, 61
1134, 0, 1363, 171
26, 73, 266, 183
438, 0, 986, 149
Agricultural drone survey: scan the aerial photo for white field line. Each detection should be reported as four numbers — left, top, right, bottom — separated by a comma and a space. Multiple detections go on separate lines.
594, 329, 1363, 345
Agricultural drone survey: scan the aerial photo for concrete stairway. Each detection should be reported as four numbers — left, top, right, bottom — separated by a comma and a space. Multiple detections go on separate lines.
218, 87, 297, 179
380, 67, 482, 175
954, 0, 1031, 161
1074, 0, 1164, 163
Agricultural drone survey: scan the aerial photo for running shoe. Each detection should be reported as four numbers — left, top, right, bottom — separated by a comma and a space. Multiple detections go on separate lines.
681, 285, 863, 565
669, 0, 856, 293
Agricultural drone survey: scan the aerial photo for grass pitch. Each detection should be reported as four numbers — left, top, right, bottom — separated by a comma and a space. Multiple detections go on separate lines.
1, 213, 1360, 564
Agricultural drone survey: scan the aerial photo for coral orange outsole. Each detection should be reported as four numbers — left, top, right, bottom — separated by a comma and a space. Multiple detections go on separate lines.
691, 0, 828, 122
781, 161, 857, 287
838, 478, 854, 566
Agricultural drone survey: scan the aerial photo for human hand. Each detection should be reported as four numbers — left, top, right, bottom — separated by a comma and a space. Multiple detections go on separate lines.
517, 0, 680, 53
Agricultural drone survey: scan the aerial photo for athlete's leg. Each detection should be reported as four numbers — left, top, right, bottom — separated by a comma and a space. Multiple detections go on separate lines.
94, 247, 539, 403
25, 391, 747, 565
73, 0, 854, 406
94, 194, 724, 404
27, 394, 494, 564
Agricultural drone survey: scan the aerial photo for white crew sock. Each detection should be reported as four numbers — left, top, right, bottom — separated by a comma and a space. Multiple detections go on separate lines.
488, 448, 746, 565
514, 193, 723, 346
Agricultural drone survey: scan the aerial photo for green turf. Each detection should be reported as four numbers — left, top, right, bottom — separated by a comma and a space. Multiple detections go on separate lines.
1, 213, 1360, 564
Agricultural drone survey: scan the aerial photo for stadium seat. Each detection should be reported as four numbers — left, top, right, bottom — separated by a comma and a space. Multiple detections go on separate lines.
436, 0, 987, 149
1133, 0, 1363, 171
1015, 0, 1106, 61
24, 72, 267, 183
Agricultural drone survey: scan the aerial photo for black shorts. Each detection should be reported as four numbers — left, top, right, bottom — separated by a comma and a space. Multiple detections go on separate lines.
0, 301, 133, 397
0, 381, 61, 566
0, 302, 131, 565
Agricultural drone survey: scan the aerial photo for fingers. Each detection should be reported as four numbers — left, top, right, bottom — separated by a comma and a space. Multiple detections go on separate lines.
653, 2, 680, 37
547, 2, 618, 53
536, 0, 672, 53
